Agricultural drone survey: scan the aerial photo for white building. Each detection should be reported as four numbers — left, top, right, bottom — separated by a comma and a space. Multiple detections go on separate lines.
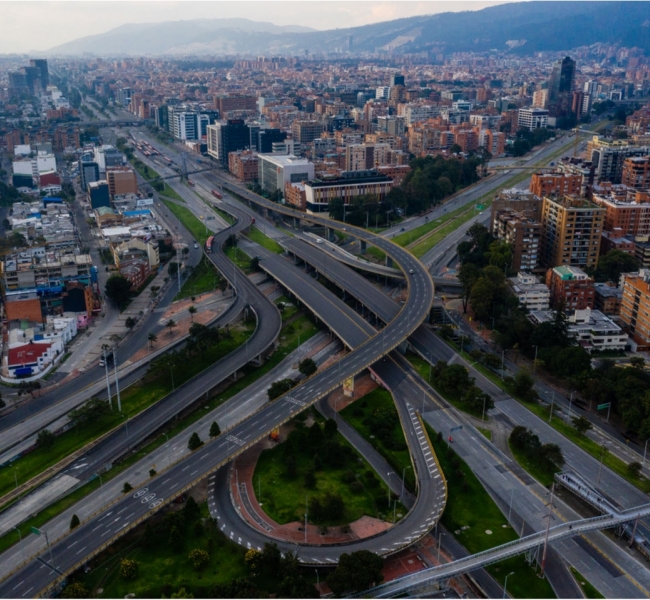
258, 154, 314, 198
529, 308, 628, 353
403, 104, 440, 126
173, 112, 200, 141
518, 108, 549, 131
508, 272, 550, 312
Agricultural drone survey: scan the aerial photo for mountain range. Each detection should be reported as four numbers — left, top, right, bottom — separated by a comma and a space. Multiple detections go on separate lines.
48, 2, 650, 57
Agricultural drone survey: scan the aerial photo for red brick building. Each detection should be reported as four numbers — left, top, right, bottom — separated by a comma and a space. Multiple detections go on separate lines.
530, 172, 582, 197
545, 265, 596, 310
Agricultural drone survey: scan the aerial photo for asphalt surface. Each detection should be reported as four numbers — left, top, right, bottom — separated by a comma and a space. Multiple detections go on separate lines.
0, 177, 434, 597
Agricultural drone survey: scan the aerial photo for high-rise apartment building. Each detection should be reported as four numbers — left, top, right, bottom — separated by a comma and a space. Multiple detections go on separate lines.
620, 270, 650, 350
591, 189, 650, 237
214, 95, 257, 116
29, 59, 49, 88
587, 136, 650, 183
540, 195, 604, 269
493, 210, 542, 272
622, 156, 650, 191
545, 266, 596, 310
530, 172, 582, 197
517, 108, 549, 131
207, 120, 252, 166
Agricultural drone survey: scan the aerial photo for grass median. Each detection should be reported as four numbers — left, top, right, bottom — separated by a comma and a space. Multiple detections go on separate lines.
570, 566, 604, 599
161, 198, 210, 245
174, 256, 221, 301
246, 226, 284, 254
426, 424, 556, 599
392, 203, 472, 248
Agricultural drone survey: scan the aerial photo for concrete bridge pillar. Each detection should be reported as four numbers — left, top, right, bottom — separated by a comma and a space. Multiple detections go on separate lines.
360, 240, 367, 253
386, 255, 394, 268
328, 228, 336, 242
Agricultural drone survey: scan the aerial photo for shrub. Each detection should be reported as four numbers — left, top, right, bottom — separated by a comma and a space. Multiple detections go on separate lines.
120, 558, 139, 580
69, 514, 80, 530
189, 548, 210, 571
122, 482, 133, 494
350, 481, 364, 493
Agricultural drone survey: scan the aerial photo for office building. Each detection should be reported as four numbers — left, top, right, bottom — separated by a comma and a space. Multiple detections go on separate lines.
587, 136, 650, 183
207, 120, 252, 166
172, 112, 200, 141
258, 154, 314, 198
508, 272, 550, 311
390, 74, 405, 87
621, 270, 650, 350
540, 195, 604, 269
547, 56, 576, 117
29, 59, 49, 88
376, 116, 406, 136
530, 172, 582, 197
79, 157, 99, 189
546, 265, 596, 310
214, 95, 257, 115
106, 167, 138, 198
304, 170, 393, 214
292, 121, 326, 144
258, 129, 287, 153
517, 108, 549, 131
491, 189, 543, 226
88, 180, 111, 209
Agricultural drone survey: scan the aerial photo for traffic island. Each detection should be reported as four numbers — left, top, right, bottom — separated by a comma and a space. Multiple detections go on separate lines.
228, 412, 406, 546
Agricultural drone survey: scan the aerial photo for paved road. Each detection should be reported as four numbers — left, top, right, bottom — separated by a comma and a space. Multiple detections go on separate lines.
0, 181, 434, 597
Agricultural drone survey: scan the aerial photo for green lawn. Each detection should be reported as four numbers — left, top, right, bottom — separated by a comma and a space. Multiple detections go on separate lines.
174, 256, 221, 301
477, 427, 492, 441
247, 226, 284, 254
427, 424, 556, 599
224, 246, 252, 271
80, 502, 249, 599
255, 425, 403, 527
0, 324, 254, 503
364, 246, 386, 262
161, 199, 210, 245
392, 203, 471, 248
275, 295, 299, 321
340, 388, 416, 491
570, 567, 605, 599
128, 157, 184, 202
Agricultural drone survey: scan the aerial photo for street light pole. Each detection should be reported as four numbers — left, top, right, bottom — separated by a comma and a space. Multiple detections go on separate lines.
644, 439, 650, 468
548, 392, 554, 423
597, 444, 607, 485
568, 391, 574, 419
387, 472, 393, 507
401, 466, 412, 501
113, 347, 121, 412
482, 394, 487, 422
533, 345, 538, 374
503, 571, 515, 599
540, 483, 555, 576
164, 433, 171, 467
437, 532, 446, 563
13, 527, 26, 564
507, 489, 514, 523
103, 346, 112, 409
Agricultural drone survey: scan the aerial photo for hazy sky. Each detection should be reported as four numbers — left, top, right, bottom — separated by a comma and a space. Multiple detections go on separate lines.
1, 1, 513, 54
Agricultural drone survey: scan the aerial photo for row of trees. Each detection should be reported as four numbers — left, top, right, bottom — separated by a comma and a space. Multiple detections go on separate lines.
509, 426, 565, 474
431, 361, 494, 415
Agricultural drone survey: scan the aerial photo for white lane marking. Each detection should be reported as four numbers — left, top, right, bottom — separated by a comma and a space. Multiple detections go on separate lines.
13, 581, 24, 590
76, 546, 87, 555
22, 587, 33, 597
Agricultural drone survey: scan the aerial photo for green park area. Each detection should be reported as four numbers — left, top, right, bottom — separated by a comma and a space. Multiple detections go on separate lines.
247, 225, 284, 254
160, 199, 210, 245
72, 499, 317, 599
570, 567, 605, 599
340, 388, 416, 491
174, 256, 222, 301
255, 414, 405, 527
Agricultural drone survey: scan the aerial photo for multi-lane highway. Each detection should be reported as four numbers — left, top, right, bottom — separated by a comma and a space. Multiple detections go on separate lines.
0, 177, 434, 597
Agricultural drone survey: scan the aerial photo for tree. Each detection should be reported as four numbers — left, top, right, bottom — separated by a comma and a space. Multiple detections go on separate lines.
541, 443, 565, 472
326, 550, 384, 596
148, 332, 157, 349
298, 357, 317, 377
572, 415, 593, 436
188, 305, 197, 322
627, 461, 643, 478
149, 468, 157, 477
169, 525, 184, 552
594, 250, 638, 283
188, 432, 203, 451
268, 378, 295, 400
209, 421, 221, 437
244, 548, 262, 573
323, 418, 338, 439
512, 369, 536, 402
449, 143, 462, 154
307, 422, 324, 447
458, 264, 481, 313
170, 588, 194, 599
166, 319, 177, 336
104, 275, 132, 310
189, 548, 210, 570
168, 261, 179, 277
120, 558, 139, 579
259, 542, 282, 576
36, 429, 55, 449
62, 582, 89, 598
630, 356, 645, 370
304, 470, 316, 489
125, 316, 136, 330
70, 514, 80, 530
68, 398, 110, 426
122, 482, 133, 494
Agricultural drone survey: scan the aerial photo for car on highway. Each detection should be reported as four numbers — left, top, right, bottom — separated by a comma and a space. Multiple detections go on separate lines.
99, 358, 105, 368
194, 242, 199, 249
409, 269, 414, 274
316, 239, 323, 244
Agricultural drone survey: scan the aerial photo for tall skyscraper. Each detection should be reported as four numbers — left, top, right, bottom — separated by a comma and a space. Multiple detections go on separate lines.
390, 73, 405, 87
547, 56, 576, 118
30, 59, 49, 88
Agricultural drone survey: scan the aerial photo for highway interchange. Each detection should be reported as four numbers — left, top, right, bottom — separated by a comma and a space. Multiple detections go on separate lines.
1, 125, 650, 598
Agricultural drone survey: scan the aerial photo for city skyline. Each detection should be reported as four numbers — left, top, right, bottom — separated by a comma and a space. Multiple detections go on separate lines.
1, 0, 513, 54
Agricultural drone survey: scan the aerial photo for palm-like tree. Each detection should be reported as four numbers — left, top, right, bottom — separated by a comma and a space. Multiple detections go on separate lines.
166, 319, 176, 336
148, 332, 157, 349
